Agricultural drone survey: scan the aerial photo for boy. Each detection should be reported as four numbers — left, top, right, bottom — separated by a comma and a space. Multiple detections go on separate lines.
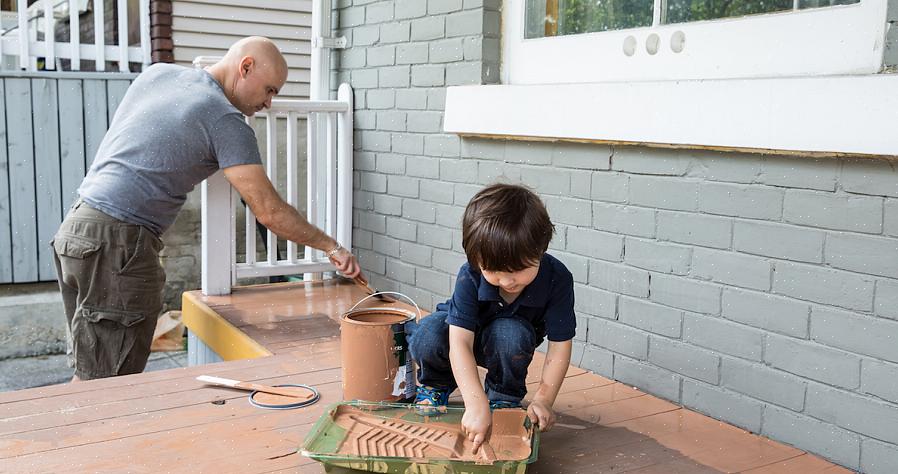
407, 183, 575, 451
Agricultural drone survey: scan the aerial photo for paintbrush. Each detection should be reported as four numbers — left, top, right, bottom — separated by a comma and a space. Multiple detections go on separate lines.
352, 274, 398, 303
196, 375, 314, 399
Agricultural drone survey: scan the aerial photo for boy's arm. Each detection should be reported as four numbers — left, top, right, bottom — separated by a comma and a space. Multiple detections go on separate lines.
449, 325, 491, 450
528, 339, 573, 431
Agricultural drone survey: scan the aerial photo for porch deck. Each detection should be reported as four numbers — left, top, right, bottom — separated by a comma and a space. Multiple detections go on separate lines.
0, 280, 849, 473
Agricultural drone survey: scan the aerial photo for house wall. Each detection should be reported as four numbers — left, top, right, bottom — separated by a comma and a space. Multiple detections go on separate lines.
334, 1, 898, 472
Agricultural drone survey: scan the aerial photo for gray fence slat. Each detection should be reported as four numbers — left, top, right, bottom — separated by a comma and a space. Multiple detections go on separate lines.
0, 80, 11, 283
32, 78, 63, 281
58, 79, 85, 212
83, 80, 108, 169
6, 78, 38, 283
106, 80, 130, 124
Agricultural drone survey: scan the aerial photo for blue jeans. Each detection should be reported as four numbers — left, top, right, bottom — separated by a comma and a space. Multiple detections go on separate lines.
406, 311, 540, 404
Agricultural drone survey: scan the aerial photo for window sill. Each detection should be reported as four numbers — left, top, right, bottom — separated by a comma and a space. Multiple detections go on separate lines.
443, 75, 898, 158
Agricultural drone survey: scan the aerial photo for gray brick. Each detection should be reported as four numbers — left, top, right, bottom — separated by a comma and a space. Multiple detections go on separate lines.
588, 319, 649, 360
379, 65, 411, 87
462, 138, 505, 160
757, 156, 839, 191
567, 228, 623, 262
366, 89, 395, 109
629, 176, 699, 211
429, 38, 464, 63
570, 171, 591, 199
683, 150, 763, 184
624, 238, 690, 275
590, 172, 628, 203
806, 385, 898, 444
765, 334, 860, 389
841, 158, 898, 198
811, 306, 898, 364
574, 314, 589, 342
376, 111, 406, 132
762, 406, 860, 470
650, 274, 721, 315
355, 110, 376, 130
353, 25, 379, 46
406, 156, 440, 179
549, 228, 566, 252
462, 37, 482, 60
359, 211, 386, 234
446, 9, 482, 37
553, 251, 589, 284
504, 141, 553, 165
380, 21, 410, 43
400, 240, 432, 266
721, 358, 806, 411
355, 150, 377, 170
692, 247, 771, 291
592, 202, 655, 238
353, 229, 373, 250
722, 288, 810, 338
399, 283, 434, 310
406, 111, 442, 134
683, 313, 764, 361
876, 278, 898, 320
477, 161, 520, 184
545, 196, 591, 227
396, 43, 429, 64
826, 232, 898, 279
519, 167, 570, 196
374, 193, 402, 216
358, 249, 386, 275
657, 211, 731, 249
391, 133, 424, 155
424, 134, 460, 157
419, 179, 454, 204
483, 10, 501, 37
574, 283, 617, 319
588, 260, 649, 297
386, 259, 416, 284
386, 216, 416, 241
373, 234, 400, 258
427, 88, 447, 111
434, 203, 464, 228
340, 6, 366, 28
446, 62, 482, 86
417, 223, 453, 250
351, 68, 378, 88
861, 360, 898, 404
613, 356, 682, 403
402, 199, 437, 224
396, 89, 427, 110
886, 198, 898, 237
682, 380, 762, 433
395, 0, 427, 19
433, 248, 465, 274
552, 143, 612, 170
783, 190, 883, 234
417, 267, 451, 294
649, 337, 720, 383
862, 439, 898, 474
411, 65, 445, 86
773, 261, 875, 311
410, 16, 444, 41
387, 175, 420, 198
360, 171, 387, 192
613, 148, 690, 176
365, 2, 393, 23
340, 48, 366, 69
619, 296, 682, 337
439, 159, 477, 183
429, 0, 463, 14
580, 344, 614, 378
699, 182, 783, 220
734, 220, 824, 263
354, 190, 376, 211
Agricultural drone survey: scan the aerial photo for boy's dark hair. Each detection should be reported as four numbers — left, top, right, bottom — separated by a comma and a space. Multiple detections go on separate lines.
462, 183, 555, 272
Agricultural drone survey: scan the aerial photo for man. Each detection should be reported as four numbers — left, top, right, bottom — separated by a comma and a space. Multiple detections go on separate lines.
52, 37, 361, 381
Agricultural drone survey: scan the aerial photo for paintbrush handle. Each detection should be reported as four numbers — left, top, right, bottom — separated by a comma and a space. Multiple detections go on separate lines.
196, 375, 313, 400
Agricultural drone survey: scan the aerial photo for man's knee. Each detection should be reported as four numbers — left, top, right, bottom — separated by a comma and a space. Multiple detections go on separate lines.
482, 317, 536, 356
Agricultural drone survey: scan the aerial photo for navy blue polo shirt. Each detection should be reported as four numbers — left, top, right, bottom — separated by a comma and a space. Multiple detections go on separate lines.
436, 253, 576, 342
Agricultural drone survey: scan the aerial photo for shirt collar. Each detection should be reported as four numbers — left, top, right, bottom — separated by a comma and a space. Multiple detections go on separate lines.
475, 254, 553, 307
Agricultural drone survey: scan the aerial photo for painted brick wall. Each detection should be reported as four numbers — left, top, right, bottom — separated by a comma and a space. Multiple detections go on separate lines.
335, 2, 898, 472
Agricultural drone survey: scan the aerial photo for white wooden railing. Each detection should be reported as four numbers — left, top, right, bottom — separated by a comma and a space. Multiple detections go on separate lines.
199, 84, 354, 296
0, 0, 150, 72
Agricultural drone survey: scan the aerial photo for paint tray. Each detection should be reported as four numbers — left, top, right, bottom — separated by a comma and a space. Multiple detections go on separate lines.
301, 401, 539, 474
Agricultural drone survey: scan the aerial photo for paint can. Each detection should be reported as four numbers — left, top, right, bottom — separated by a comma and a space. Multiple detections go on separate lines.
340, 292, 420, 402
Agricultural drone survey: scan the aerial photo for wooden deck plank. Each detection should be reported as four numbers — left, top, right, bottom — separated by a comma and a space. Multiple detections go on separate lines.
743, 453, 853, 473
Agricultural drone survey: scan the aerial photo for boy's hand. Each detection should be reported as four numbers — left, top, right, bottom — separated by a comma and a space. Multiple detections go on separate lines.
461, 400, 492, 451
527, 399, 556, 432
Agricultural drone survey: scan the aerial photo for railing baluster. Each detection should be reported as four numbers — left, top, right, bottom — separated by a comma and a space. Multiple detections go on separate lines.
305, 112, 318, 269
17, 0, 32, 71
69, 0, 80, 70
139, 0, 150, 67
266, 113, 277, 266
43, 0, 56, 69
336, 84, 353, 250
286, 111, 298, 263
326, 112, 336, 237
94, 0, 105, 71
117, 0, 129, 72
243, 115, 256, 265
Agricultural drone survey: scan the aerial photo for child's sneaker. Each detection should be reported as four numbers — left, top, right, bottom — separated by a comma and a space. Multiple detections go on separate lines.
415, 385, 451, 416
489, 400, 523, 410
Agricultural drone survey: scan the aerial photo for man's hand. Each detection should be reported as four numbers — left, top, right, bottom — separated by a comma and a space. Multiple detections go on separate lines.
461, 399, 492, 451
527, 399, 556, 432
328, 247, 361, 278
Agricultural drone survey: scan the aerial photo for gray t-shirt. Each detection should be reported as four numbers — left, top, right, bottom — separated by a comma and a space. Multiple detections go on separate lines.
78, 63, 261, 236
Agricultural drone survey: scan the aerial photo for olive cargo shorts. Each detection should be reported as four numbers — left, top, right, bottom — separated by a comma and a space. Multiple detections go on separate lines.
52, 200, 165, 380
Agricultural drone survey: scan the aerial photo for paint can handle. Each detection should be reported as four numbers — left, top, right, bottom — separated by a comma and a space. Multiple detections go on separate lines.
349, 291, 423, 321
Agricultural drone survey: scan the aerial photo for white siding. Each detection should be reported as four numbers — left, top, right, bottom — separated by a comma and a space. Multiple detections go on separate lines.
171, 0, 312, 98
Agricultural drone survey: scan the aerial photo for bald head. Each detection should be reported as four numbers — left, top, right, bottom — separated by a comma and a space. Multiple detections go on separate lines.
208, 36, 288, 116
